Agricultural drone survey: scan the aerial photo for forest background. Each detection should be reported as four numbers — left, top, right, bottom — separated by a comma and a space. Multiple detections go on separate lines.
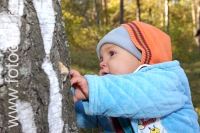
61, 0, 200, 127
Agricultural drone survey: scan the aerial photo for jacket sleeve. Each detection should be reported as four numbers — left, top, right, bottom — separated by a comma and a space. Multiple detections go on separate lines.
75, 101, 116, 132
72, 88, 99, 129
75, 100, 99, 129
82, 67, 188, 119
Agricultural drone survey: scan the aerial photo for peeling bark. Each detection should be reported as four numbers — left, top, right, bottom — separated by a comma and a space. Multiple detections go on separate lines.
0, 0, 78, 133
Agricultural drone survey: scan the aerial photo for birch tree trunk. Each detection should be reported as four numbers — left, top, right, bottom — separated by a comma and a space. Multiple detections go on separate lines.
191, 0, 200, 52
197, 0, 200, 29
120, 0, 124, 24
102, 0, 107, 26
191, 0, 197, 36
165, 0, 169, 33
195, 0, 200, 51
93, 0, 100, 27
136, 0, 141, 21
0, 0, 79, 133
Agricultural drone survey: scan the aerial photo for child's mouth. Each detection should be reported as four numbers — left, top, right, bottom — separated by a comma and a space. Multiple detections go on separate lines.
102, 72, 109, 76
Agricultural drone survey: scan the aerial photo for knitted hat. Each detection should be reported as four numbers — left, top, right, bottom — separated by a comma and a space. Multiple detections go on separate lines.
96, 26, 142, 60
96, 21, 172, 65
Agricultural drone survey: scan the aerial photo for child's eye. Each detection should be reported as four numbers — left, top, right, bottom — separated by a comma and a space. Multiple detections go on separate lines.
110, 51, 115, 56
100, 57, 103, 62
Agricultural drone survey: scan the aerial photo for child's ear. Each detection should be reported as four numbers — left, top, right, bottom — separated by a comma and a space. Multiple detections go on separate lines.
58, 61, 69, 82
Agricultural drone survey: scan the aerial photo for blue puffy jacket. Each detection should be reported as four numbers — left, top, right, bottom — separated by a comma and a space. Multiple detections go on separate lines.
75, 61, 200, 133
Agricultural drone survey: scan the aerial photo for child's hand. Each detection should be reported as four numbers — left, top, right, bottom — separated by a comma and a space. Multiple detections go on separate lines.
70, 69, 89, 103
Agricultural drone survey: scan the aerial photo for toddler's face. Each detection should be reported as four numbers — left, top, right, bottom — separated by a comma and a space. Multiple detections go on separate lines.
99, 43, 140, 76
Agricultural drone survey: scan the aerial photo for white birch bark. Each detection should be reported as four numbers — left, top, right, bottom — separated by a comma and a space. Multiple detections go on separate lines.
0, 0, 79, 132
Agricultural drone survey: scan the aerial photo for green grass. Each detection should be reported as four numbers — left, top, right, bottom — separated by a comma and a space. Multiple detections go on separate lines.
70, 46, 200, 126
70, 46, 99, 75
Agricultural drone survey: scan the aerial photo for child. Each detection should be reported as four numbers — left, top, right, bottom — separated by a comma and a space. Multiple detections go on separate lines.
69, 21, 200, 133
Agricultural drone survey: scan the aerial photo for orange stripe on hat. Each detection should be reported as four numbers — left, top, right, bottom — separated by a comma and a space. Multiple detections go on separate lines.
122, 21, 172, 65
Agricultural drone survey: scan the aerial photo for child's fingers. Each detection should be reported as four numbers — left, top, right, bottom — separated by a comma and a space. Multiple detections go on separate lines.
70, 69, 81, 78
70, 76, 84, 86
71, 76, 89, 98
70, 76, 78, 86
73, 96, 78, 103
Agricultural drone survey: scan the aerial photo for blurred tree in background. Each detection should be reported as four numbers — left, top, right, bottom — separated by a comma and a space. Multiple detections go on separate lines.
61, 0, 200, 61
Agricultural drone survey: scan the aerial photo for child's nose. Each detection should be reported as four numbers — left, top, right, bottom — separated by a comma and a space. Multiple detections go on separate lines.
99, 61, 107, 69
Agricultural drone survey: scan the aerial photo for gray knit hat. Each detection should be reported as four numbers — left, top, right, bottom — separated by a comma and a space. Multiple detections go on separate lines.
96, 26, 142, 60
